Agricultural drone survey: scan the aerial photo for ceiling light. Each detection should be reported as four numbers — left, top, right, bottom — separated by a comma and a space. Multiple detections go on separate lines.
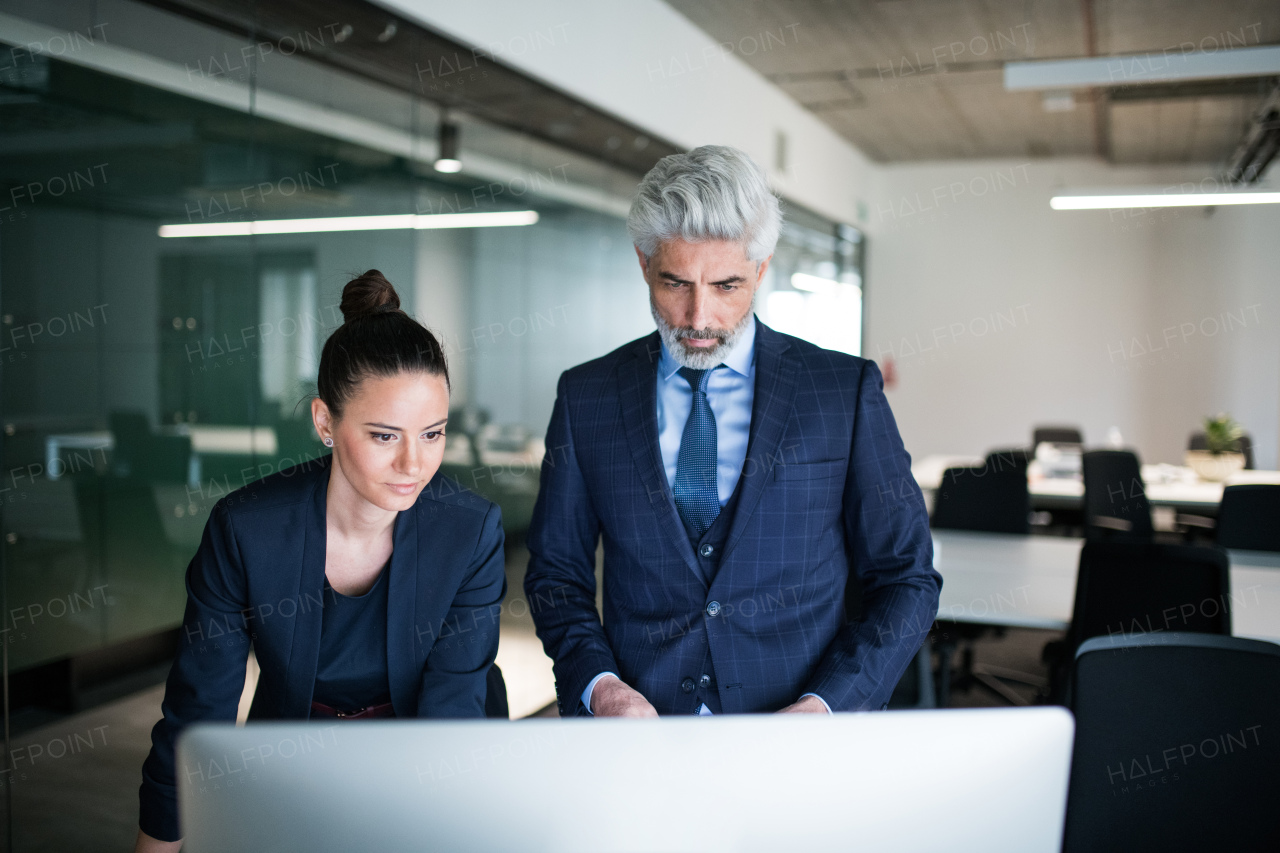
158, 210, 539, 238
1050, 191, 1280, 210
434, 120, 461, 173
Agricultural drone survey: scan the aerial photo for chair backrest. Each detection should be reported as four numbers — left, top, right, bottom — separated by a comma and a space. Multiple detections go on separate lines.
1082, 449, 1153, 538
1066, 541, 1231, 652
1065, 632, 1280, 853
1032, 425, 1083, 447
930, 459, 1030, 534
1215, 484, 1280, 551
1188, 430, 1254, 469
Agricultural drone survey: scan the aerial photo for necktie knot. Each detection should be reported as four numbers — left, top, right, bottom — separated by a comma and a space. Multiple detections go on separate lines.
678, 366, 716, 395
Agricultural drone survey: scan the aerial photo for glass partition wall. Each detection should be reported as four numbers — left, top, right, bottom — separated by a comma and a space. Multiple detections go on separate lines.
0, 1, 862, 844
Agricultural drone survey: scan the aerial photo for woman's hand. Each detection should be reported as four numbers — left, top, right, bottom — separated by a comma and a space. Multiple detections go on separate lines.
135, 828, 182, 853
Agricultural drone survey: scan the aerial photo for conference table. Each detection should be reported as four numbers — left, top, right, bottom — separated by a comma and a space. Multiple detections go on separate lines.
931, 529, 1280, 644
913, 454, 1280, 513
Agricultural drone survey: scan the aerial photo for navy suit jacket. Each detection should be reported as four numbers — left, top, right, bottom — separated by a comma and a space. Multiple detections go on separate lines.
525, 319, 940, 715
139, 455, 505, 841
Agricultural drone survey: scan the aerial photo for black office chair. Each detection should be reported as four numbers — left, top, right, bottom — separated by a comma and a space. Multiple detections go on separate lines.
485, 663, 509, 718
886, 644, 937, 709
1188, 430, 1254, 469
1064, 632, 1280, 853
1044, 540, 1230, 703
1032, 425, 1082, 447
930, 458, 1030, 534
1082, 450, 1153, 539
1215, 484, 1280, 551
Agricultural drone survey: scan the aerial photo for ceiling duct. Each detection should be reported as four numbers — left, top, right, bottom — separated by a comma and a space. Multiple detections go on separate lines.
1225, 83, 1280, 184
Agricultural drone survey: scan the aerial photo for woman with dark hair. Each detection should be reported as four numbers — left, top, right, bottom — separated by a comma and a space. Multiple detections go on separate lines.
134, 271, 507, 852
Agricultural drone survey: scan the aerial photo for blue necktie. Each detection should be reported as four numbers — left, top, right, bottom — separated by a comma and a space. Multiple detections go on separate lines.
673, 366, 721, 540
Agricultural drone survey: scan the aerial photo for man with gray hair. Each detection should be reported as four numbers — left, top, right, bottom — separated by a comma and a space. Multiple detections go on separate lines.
526, 145, 940, 717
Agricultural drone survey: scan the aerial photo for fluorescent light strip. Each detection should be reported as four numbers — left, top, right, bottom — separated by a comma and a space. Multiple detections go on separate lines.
159, 210, 539, 238
1051, 192, 1280, 210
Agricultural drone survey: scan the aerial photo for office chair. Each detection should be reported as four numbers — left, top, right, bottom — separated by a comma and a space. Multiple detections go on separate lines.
930, 459, 1030, 534
1215, 484, 1280, 551
485, 663, 509, 718
1032, 425, 1082, 447
1044, 540, 1231, 703
1188, 430, 1254, 469
886, 644, 937, 710
1082, 449, 1153, 539
1064, 632, 1280, 853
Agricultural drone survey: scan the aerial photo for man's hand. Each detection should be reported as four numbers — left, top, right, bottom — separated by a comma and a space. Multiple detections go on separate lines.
776, 695, 830, 714
590, 675, 659, 717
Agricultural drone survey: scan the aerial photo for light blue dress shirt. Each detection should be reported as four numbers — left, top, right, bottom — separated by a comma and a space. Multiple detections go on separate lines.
582, 317, 829, 714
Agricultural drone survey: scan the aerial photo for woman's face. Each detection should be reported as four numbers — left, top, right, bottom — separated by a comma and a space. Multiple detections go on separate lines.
313, 371, 450, 513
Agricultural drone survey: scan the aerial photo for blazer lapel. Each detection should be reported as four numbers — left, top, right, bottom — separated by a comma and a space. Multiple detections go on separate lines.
617, 333, 705, 583
722, 322, 799, 562
285, 465, 329, 715
386, 506, 418, 716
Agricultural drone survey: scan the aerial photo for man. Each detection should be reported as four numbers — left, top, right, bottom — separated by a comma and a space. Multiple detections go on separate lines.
526, 145, 940, 717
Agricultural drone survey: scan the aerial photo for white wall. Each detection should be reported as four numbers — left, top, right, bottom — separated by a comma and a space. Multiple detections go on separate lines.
865, 159, 1280, 469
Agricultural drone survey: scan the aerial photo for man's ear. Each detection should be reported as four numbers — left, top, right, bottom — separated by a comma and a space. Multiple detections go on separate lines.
754, 254, 773, 286
635, 245, 650, 280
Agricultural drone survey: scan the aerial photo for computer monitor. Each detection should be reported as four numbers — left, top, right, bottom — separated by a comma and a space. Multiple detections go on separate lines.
178, 707, 1074, 852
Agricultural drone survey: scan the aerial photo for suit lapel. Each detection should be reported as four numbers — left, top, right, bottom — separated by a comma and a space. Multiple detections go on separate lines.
285, 466, 329, 715
617, 333, 705, 583
722, 322, 799, 562
386, 505, 418, 717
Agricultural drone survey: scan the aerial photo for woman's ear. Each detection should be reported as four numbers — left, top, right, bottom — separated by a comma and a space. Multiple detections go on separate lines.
311, 397, 334, 447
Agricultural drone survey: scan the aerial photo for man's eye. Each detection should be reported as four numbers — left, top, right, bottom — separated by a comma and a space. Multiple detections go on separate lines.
718, 284, 737, 292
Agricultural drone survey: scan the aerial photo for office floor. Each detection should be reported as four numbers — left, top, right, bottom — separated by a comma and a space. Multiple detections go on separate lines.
5, 545, 1058, 851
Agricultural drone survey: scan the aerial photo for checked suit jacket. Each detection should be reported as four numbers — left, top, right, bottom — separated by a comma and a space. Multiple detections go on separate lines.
525, 318, 942, 715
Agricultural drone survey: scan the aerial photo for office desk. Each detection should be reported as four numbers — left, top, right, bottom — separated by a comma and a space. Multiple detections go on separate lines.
932, 530, 1280, 644
913, 455, 1280, 513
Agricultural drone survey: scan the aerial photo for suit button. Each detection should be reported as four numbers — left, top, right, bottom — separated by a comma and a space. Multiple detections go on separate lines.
705, 600, 721, 617
699, 674, 711, 688
681, 677, 695, 693
699, 543, 714, 557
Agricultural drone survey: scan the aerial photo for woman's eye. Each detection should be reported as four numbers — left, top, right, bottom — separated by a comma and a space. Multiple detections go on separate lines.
423, 430, 445, 441
372, 433, 396, 443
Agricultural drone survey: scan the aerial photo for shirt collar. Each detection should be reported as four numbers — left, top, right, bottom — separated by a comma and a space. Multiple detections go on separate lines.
658, 314, 757, 380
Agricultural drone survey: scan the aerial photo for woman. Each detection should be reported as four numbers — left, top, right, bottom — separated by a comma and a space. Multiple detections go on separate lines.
135, 271, 506, 851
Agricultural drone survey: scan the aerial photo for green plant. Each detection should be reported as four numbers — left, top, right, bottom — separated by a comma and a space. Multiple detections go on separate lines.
1203, 413, 1244, 454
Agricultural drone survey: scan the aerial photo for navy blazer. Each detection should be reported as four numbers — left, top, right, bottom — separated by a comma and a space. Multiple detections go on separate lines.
139, 455, 505, 841
525, 319, 940, 715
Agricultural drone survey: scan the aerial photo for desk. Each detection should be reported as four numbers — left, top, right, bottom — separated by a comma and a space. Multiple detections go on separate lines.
932, 530, 1280, 644
913, 454, 1280, 513
46, 425, 278, 484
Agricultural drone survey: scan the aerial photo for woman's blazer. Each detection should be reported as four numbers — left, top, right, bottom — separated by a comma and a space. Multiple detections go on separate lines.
138, 454, 506, 841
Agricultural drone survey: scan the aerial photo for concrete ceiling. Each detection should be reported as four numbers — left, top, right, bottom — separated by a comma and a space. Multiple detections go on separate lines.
664, 0, 1280, 164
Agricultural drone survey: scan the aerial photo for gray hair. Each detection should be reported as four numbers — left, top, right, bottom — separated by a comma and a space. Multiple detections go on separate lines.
627, 145, 782, 263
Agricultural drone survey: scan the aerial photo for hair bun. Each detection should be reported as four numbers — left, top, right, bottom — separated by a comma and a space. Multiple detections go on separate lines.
340, 270, 401, 322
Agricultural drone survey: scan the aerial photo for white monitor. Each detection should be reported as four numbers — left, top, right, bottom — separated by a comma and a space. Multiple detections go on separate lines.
178, 707, 1074, 853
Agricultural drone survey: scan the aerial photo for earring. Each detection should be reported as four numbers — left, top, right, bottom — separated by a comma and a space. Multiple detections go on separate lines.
323, 438, 333, 447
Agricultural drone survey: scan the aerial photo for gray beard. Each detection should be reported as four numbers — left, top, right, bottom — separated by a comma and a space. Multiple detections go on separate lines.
650, 296, 755, 371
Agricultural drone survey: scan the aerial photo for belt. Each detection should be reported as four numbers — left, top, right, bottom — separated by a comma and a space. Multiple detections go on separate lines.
310, 700, 396, 720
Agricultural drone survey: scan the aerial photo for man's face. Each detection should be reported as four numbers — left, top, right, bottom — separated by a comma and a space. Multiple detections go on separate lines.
639, 238, 771, 368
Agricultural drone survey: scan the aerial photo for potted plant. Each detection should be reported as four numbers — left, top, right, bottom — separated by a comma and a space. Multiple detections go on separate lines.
1185, 414, 1246, 482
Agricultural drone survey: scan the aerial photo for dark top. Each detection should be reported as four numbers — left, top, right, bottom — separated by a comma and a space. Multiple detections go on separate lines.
138, 454, 506, 842
312, 561, 392, 711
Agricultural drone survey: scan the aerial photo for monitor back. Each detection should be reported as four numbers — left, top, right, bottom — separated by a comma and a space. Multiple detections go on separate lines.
178, 707, 1074, 853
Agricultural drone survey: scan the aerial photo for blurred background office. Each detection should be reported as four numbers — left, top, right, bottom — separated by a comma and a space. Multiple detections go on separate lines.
1, 1, 1278, 850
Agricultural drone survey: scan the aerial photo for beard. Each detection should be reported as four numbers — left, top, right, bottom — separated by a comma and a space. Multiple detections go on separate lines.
650, 295, 755, 371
